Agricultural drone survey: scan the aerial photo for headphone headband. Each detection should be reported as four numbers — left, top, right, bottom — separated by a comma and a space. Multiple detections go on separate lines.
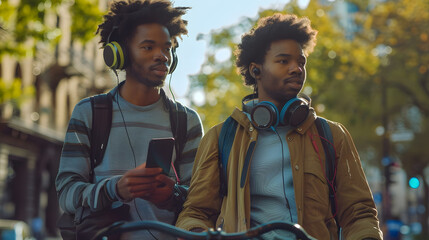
241, 93, 258, 114
103, 25, 178, 73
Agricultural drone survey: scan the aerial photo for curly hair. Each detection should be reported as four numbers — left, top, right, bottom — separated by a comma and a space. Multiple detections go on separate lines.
235, 13, 318, 87
96, 0, 189, 47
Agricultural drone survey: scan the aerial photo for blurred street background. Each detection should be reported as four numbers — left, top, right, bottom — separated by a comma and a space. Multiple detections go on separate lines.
0, 0, 428, 239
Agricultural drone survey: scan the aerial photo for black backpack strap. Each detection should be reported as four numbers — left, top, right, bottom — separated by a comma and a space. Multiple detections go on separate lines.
161, 90, 188, 181
89, 93, 113, 183
218, 116, 238, 198
171, 102, 187, 178
315, 117, 338, 226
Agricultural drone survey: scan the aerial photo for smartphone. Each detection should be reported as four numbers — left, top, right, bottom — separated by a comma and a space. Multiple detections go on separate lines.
146, 137, 175, 175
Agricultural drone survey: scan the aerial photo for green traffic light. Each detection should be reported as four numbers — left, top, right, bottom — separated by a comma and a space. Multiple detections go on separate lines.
409, 177, 420, 189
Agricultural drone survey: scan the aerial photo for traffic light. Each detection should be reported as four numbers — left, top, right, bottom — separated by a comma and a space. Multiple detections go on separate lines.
384, 163, 397, 186
409, 177, 420, 189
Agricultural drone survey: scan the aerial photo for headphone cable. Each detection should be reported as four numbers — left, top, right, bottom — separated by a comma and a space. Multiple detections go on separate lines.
271, 127, 294, 223
113, 72, 159, 240
168, 72, 181, 185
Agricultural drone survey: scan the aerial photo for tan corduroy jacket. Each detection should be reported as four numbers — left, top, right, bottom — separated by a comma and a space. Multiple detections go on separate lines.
176, 107, 382, 240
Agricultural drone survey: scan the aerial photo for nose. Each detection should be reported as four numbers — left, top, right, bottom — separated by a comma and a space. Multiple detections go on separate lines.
289, 63, 303, 75
154, 49, 169, 63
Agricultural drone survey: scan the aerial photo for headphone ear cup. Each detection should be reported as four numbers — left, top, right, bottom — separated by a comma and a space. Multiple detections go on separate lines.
169, 47, 178, 74
103, 41, 126, 70
280, 98, 309, 127
251, 101, 279, 129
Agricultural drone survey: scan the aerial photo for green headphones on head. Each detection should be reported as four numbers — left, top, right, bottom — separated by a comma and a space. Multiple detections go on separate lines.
103, 25, 178, 73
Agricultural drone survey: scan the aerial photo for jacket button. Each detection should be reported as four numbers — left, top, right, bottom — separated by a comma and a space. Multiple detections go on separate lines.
295, 165, 299, 170
249, 126, 254, 132
297, 127, 302, 132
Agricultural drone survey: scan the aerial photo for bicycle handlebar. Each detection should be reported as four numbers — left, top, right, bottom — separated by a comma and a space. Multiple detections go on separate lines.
91, 220, 316, 240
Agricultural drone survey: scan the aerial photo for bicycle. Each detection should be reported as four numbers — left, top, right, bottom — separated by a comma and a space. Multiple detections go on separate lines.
91, 220, 316, 240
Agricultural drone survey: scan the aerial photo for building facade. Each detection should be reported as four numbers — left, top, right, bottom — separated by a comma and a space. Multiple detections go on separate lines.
0, 0, 114, 237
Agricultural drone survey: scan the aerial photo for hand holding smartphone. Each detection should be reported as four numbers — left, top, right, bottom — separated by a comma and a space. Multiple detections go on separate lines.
146, 137, 175, 175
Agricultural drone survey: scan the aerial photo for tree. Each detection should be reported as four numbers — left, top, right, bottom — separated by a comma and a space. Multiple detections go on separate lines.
0, 23, 34, 106
357, 0, 429, 117
71, 0, 105, 43
356, 0, 429, 236
0, 0, 104, 57
0, 78, 35, 106
0, 0, 104, 107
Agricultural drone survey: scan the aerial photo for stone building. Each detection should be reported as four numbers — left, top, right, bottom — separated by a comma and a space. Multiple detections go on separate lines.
0, 0, 114, 237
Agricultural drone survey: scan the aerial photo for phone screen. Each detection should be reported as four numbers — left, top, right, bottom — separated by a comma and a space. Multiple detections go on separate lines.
146, 137, 175, 175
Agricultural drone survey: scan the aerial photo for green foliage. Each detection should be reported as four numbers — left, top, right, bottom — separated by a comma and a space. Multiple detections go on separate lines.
0, 0, 104, 106
0, 1, 15, 23
0, 78, 35, 105
189, 16, 254, 129
355, 0, 429, 172
355, 1, 429, 234
0, 0, 63, 57
0, 0, 104, 58
362, 0, 429, 116
71, 0, 105, 43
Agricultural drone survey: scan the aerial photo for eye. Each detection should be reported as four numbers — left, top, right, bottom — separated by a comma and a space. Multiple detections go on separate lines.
279, 59, 288, 64
142, 46, 152, 50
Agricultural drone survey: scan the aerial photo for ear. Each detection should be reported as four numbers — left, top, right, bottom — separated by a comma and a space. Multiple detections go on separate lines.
249, 63, 261, 79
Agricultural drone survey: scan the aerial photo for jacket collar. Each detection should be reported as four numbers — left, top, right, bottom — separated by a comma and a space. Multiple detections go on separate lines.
297, 108, 317, 135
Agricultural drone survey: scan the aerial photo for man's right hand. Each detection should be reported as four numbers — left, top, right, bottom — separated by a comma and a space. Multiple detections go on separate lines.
116, 163, 162, 201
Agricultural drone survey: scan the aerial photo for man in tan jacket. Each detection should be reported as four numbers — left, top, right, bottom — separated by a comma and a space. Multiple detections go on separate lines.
176, 14, 382, 240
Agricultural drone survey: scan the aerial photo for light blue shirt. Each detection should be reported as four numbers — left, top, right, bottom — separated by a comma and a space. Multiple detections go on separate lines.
249, 125, 298, 240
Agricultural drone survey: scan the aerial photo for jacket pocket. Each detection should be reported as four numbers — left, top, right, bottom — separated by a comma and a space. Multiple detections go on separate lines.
303, 157, 331, 222
301, 151, 335, 239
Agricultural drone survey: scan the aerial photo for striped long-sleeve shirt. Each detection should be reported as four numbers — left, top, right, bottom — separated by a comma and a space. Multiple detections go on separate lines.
56, 84, 203, 239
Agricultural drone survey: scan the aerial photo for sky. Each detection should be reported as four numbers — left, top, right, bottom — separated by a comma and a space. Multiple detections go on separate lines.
167, 0, 310, 104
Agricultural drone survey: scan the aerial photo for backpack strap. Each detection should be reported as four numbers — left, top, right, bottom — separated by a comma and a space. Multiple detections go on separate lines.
161, 90, 188, 180
314, 117, 338, 226
89, 93, 113, 183
218, 116, 238, 198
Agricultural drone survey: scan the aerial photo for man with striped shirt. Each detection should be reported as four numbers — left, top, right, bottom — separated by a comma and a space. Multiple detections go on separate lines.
56, 1, 203, 239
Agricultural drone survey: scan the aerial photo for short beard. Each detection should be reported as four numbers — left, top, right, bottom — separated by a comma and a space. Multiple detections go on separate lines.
128, 65, 165, 88
137, 76, 164, 88
271, 92, 297, 105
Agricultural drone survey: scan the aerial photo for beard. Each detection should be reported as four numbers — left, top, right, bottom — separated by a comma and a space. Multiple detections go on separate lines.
137, 75, 164, 88
128, 63, 165, 88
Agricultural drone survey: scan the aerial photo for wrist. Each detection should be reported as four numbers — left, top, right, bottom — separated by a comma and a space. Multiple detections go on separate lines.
115, 181, 132, 203
105, 176, 121, 201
